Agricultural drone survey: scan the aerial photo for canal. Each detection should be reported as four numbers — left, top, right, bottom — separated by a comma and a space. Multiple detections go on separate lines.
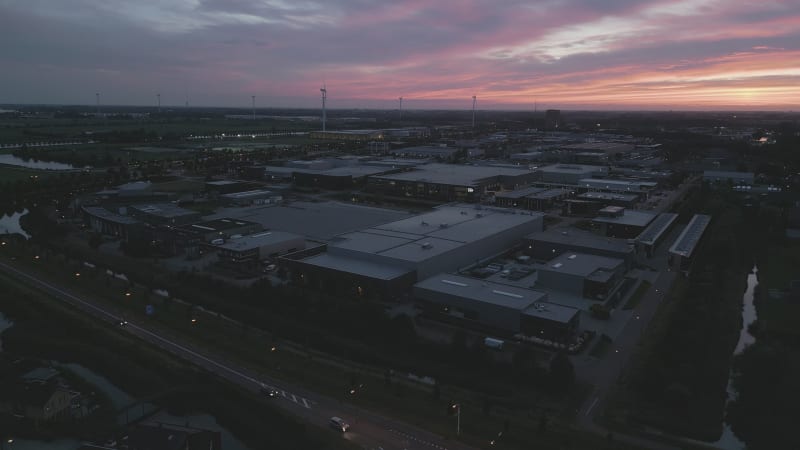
714, 266, 759, 450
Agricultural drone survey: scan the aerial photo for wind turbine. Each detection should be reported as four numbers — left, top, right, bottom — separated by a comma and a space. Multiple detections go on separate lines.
252, 95, 256, 120
320, 84, 327, 132
398, 96, 403, 121
95, 92, 100, 116
157, 93, 161, 113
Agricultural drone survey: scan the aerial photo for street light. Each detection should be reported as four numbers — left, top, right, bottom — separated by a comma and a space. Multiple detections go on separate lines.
449, 402, 461, 436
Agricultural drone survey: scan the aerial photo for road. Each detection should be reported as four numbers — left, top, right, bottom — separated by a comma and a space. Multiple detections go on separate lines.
0, 259, 473, 450
572, 176, 722, 450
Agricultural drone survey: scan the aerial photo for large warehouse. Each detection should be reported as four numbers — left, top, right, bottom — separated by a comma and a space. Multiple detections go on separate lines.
534, 252, 626, 300
669, 214, 712, 271
413, 274, 580, 341
288, 205, 544, 298
524, 228, 634, 269
591, 206, 657, 238
537, 164, 608, 184
366, 163, 537, 202
215, 231, 305, 266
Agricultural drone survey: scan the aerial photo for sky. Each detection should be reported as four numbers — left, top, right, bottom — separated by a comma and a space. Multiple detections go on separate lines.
1, 0, 799, 110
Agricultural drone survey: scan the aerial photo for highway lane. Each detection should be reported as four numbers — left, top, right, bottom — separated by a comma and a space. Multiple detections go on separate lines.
0, 260, 472, 450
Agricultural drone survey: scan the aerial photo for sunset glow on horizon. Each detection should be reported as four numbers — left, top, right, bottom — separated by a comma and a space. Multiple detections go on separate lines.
1, 0, 799, 110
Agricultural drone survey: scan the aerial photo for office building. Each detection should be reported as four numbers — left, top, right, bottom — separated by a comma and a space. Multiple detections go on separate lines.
591, 206, 657, 239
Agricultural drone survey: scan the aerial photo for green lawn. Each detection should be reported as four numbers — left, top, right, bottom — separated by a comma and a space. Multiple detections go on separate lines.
0, 164, 52, 183
623, 281, 652, 310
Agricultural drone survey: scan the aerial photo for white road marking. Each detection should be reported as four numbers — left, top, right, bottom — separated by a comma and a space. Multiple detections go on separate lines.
585, 397, 599, 416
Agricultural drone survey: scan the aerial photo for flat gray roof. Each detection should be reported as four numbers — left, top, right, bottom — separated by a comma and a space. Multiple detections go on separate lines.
592, 209, 656, 228
528, 188, 569, 200
561, 143, 635, 152
579, 178, 658, 189
220, 189, 276, 199
330, 206, 543, 263
495, 186, 547, 199
537, 252, 624, 277
526, 228, 633, 255
577, 192, 639, 202
538, 164, 606, 175
300, 253, 413, 280
130, 203, 197, 218
703, 170, 754, 179
216, 231, 303, 251
371, 163, 534, 186
415, 273, 547, 310
183, 217, 260, 232
83, 206, 140, 225
521, 302, 580, 323
669, 214, 711, 257
206, 201, 410, 241
636, 212, 678, 245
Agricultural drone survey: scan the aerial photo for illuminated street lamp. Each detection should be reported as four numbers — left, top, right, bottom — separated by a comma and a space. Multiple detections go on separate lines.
449, 402, 461, 436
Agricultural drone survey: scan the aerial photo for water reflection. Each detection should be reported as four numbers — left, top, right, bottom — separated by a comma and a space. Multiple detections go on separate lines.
0, 209, 30, 238
715, 266, 759, 450
0, 154, 76, 170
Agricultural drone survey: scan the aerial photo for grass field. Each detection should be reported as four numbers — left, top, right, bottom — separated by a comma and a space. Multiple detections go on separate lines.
623, 281, 652, 310
0, 164, 52, 182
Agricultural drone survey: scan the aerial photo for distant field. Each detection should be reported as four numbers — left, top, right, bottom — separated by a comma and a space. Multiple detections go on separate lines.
151, 179, 204, 193
0, 116, 317, 145
0, 164, 51, 183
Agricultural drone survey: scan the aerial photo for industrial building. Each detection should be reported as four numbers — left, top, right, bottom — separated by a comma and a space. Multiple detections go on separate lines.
537, 164, 608, 184
176, 218, 262, 243
534, 252, 626, 300
82, 206, 143, 240
215, 231, 305, 265
578, 178, 657, 194
668, 214, 712, 271
561, 142, 636, 155
390, 145, 460, 160
204, 180, 255, 195
635, 212, 678, 256
220, 189, 282, 206
591, 206, 657, 239
413, 274, 580, 340
127, 203, 202, 226
703, 170, 755, 187
575, 191, 639, 207
366, 163, 537, 202
287, 205, 544, 298
494, 187, 570, 211
524, 228, 634, 269
261, 160, 401, 189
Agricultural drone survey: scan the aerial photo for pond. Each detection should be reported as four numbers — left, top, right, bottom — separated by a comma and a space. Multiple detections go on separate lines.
714, 266, 759, 450
0, 209, 31, 238
0, 154, 77, 170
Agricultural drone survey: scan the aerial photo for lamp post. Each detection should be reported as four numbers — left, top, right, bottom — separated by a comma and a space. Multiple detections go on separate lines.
450, 403, 461, 436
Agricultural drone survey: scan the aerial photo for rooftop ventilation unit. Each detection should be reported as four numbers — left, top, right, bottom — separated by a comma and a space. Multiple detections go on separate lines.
568, 254, 577, 260
421, 242, 433, 249
552, 263, 563, 268
441, 279, 467, 287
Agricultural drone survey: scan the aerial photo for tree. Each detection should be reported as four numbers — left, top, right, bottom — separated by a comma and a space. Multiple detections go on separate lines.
549, 352, 575, 392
